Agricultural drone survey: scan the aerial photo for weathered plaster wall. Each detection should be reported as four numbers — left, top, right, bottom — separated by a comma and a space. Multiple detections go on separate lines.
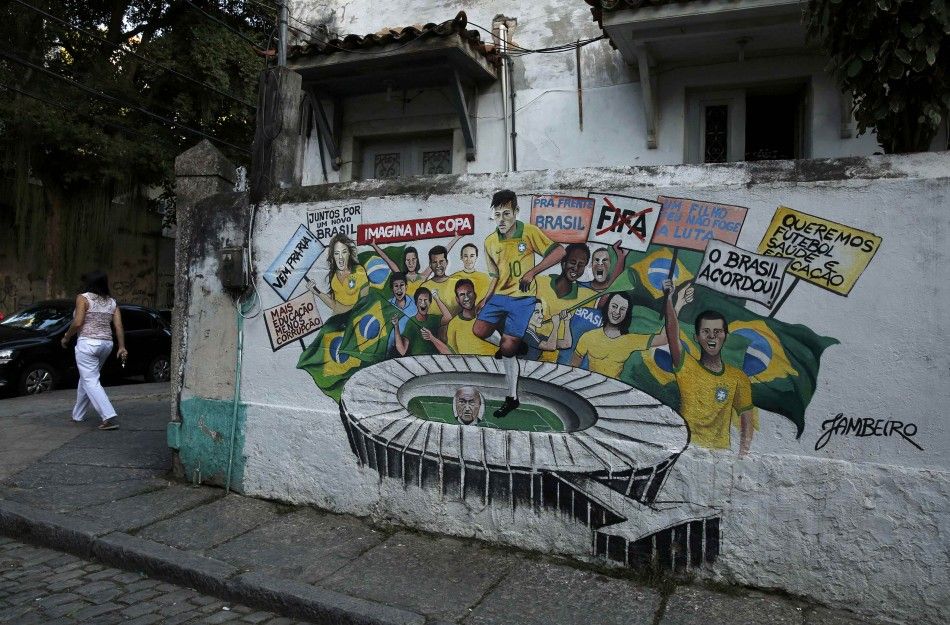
0, 207, 173, 314
296, 0, 880, 183
177, 152, 950, 625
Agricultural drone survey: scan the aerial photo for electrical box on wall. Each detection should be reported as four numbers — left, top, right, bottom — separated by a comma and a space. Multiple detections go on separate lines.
219, 246, 248, 291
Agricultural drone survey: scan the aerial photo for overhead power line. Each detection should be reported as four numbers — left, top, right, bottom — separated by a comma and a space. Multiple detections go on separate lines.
12, 0, 256, 109
0, 48, 251, 154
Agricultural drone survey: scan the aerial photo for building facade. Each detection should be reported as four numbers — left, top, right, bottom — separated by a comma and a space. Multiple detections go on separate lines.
289, 0, 884, 185
170, 2, 949, 624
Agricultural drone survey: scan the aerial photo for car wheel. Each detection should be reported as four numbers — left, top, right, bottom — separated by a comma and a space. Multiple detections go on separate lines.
145, 354, 171, 383
19, 362, 58, 395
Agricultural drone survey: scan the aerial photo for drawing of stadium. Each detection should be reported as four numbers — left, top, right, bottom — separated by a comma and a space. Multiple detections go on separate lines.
339, 354, 720, 571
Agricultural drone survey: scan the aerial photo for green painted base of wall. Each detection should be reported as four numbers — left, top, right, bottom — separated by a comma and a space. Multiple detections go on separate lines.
177, 396, 247, 491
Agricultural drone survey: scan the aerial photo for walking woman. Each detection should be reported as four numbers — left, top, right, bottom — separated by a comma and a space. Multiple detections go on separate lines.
60, 271, 127, 430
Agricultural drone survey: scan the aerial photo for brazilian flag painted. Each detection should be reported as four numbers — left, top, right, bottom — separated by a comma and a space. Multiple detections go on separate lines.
621, 287, 838, 438
296, 314, 362, 401
594, 244, 703, 310
628, 247, 696, 299
297, 287, 400, 401
357, 244, 409, 296
344, 292, 400, 362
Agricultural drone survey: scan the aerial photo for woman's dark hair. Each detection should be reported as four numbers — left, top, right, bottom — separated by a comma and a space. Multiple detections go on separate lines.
598, 291, 633, 335
82, 271, 111, 297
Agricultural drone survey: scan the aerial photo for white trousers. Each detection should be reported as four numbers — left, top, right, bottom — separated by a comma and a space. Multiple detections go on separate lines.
72, 338, 117, 422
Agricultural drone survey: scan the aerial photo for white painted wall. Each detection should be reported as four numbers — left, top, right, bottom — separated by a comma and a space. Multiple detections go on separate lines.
295, 0, 880, 183
178, 153, 950, 625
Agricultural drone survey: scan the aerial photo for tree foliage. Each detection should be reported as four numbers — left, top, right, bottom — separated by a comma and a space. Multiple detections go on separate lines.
805, 0, 949, 153
0, 0, 274, 289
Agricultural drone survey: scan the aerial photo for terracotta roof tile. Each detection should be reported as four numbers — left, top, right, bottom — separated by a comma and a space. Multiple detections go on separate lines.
289, 11, 501, 67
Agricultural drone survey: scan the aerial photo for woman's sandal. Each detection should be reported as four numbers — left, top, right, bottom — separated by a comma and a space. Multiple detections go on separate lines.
98, 418, 119, 430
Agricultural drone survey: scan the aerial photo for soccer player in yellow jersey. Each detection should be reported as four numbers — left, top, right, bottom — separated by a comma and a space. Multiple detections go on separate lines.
473, 190, 565, 418
664, 286, 754, 456
451, 243, 491, 301
311, 233, 368, 314
571, 284, 692, 378
420, 245, 459, 318
427, 279, 497, 357
534, 243, 597, 362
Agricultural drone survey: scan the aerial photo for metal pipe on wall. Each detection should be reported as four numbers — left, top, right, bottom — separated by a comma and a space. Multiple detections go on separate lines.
498, 23, 513, 172
509, 51, 517, 171
277, 0, 288, 67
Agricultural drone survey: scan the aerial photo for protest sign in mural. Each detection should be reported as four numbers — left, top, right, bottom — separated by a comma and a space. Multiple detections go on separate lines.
263, 291, 323, 350
307, 203, 362, 242
757, 206, 882, 295
529, 194, 594, 243
356, 214, 475, 245
263, 225, 324, 301
587, 193, 660, 251
695, 240, 792, 308
653, 196, 748, 251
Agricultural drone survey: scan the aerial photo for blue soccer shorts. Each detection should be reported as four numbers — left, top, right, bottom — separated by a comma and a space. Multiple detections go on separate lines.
477, 294, 536, 338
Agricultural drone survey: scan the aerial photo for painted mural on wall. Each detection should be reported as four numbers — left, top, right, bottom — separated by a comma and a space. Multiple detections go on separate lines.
259, 191, 881, 572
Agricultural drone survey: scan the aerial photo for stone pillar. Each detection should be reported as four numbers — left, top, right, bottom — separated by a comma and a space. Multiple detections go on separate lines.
171, 140, 236, 433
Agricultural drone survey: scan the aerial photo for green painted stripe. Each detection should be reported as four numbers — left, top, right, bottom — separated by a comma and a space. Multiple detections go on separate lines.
177, 396, 247, 490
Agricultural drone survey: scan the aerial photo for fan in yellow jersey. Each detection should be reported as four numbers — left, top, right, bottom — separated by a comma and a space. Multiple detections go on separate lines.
311, 233, 368, 314
664, 287, 755, 456
571, 283, 692, 378
451, 243, 491, 301
534, 242, 597, 363
425, 279, 497, 357
472, 190, 565, 418
420, 245, 460, 318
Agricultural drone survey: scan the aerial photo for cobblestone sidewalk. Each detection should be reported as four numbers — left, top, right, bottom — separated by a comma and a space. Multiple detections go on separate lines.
0, 537, 312, 625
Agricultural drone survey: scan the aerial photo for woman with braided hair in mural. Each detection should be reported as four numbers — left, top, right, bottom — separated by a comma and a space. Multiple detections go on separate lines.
60, 271, 127, 430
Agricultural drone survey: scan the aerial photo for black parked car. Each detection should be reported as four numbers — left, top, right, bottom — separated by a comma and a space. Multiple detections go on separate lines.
0, 300, 171, 396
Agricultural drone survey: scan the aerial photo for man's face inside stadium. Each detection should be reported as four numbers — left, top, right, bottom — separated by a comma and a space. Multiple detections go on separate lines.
606, 294, 629, 327
561, 247, 589, 283
493, 202, 518, 236
461, 246, 478, 272
405, 251, 419, 273
332, 242, 349, 272
430, 253, 448, 279
391, 279, 407, 302
415, 292, 431, 315
455, 282, 476, 312
696, 318, 727, 359
454, 387, 482, 425
591, 249, 611, 283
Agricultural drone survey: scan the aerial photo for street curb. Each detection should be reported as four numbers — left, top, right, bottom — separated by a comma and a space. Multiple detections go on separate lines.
231, 571, 426, 625
0, 499, 431, 625
0, 499, 108, 558
92, 532, 238, 598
